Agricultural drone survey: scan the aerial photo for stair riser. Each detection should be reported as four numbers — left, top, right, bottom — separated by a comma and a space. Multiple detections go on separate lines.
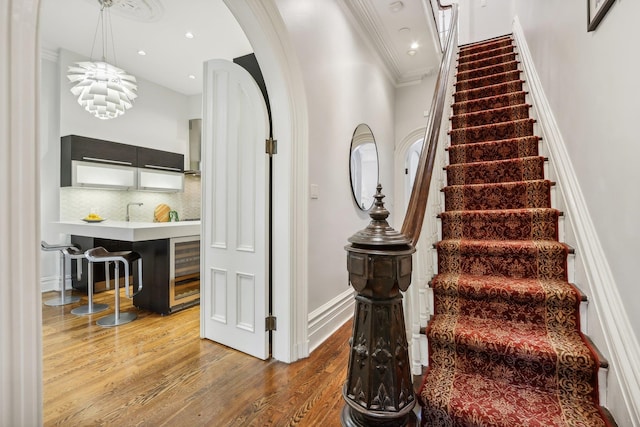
454, 80, 524, 103
450, 119, 535, 145
456, 70, 522, 92
458, 45, 515, 63
441, 210, 559, 241
452, 91, 527, 115
457, 52, 517, 73
446, 156, 544, 185
456, 60, 519, 82
437, 250, 568, 280
444, 180, 551, 211
459, 37, 512, 54
447, 136, 540, 165
451, 104, 530, 129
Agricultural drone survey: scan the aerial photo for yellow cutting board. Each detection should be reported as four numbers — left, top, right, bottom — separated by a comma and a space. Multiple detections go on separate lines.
154, 204, 171, 222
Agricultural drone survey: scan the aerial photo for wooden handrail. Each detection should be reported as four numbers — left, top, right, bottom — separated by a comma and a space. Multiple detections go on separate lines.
401, 1, 458, 246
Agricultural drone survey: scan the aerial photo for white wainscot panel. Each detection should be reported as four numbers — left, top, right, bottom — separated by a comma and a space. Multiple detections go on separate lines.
236, 272, 255, 332
211, 268, 227, 323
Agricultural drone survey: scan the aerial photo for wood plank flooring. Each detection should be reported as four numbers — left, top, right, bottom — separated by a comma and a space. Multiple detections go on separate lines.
42, 289, 352, 426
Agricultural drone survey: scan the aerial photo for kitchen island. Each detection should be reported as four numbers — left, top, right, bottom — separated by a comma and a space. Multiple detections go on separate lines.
53, 220, 201, 315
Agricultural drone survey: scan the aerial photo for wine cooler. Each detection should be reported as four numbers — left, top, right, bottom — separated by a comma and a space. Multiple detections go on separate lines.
169, 236, 200, 311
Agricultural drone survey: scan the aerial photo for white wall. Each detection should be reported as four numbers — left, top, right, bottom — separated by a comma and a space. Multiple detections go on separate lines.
457, 0, 514, 45
395, 75, 437, 151
275, 0, 396, 315
40, 52, 64, 292
59, 49, 190, 155
513, 0, 638, 350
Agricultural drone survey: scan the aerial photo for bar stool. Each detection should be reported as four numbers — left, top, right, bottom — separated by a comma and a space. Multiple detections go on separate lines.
41, 241, 82, 306
85, 247, 143, 327
70, 246, 109, 316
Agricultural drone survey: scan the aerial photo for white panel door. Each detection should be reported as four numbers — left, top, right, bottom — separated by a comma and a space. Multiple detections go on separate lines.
201, 59, 269, 360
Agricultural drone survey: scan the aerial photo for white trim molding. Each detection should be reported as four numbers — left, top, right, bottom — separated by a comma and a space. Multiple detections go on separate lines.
514, 16, 640, 425
308, 288, 355, 353
224, 0, 310, 363
1, 0, 43, 425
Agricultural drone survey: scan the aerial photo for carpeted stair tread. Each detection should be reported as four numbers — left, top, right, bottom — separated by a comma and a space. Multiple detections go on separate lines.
455, 69, 522, 92
431, 274, 579, 325
447, 135, 540, 164
454, 79, 524, 103
449, 118, 535, 145
455, 60, 520, 82
445, 155, 544, 185
458, 45, 516, 64
440, 208, 559, 240
451, 103, 531, 129
419, 368, 608, 427
459, 35, 512, 53
427, 314, 599, 397
437, 238, 569, 280
459, 39, 513, 59
443, 179, 551, 211
457, 52, 518, 73
452, 91, 527, 115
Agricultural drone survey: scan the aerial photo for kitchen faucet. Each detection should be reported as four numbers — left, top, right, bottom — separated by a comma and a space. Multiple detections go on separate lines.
126, 202, 143, 222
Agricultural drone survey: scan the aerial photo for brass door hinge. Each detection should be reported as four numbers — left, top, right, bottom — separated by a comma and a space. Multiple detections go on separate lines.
265, 138, 278, 156
266, 315, 277, 331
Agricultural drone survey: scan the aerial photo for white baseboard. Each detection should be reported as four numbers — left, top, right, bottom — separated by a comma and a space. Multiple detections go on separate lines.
513, 16, 640, 425
40, 275, 59, 293
308, 288, 355, 353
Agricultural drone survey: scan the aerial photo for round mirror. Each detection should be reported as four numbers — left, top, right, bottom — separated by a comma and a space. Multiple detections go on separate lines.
349, 124, 379, 211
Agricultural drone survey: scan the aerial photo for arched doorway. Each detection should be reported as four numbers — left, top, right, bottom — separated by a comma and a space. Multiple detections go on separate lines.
1, 0, 308, 422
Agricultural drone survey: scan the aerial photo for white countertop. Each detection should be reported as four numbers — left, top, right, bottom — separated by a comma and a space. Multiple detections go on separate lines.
54, 220, 201, 242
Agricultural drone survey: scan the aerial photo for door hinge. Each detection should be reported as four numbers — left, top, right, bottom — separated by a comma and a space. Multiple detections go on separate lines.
265, 138, 278, 156
266, 315, 277, 331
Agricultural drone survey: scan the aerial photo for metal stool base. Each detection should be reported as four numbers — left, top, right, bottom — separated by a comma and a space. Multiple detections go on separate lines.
71, 303, 109, 316
44, 294, 81, 306
96, 311, 137, 327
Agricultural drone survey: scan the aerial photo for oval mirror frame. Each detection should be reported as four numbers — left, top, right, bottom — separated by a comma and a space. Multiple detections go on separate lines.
349, 123, 379, 211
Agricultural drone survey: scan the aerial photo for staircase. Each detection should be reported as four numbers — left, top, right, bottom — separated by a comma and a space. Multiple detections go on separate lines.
417, 35, 614, 426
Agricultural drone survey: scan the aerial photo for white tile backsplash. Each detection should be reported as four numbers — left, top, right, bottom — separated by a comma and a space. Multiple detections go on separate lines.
60, 175, 201, 222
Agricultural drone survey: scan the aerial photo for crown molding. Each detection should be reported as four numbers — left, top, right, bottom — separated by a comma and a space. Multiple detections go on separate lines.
338, 0, 402, 83
40, 47, 58, 62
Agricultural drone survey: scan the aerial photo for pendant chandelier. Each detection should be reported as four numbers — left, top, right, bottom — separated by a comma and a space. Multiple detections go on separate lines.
67, 0, 137, 120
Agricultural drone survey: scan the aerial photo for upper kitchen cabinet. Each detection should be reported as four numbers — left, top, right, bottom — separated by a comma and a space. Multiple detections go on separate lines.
61, 135, 137, 172
137, 147, 183, 172
61, 135, 184, 191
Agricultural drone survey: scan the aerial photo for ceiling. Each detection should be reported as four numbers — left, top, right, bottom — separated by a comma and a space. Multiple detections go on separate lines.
39, 0, 439, 96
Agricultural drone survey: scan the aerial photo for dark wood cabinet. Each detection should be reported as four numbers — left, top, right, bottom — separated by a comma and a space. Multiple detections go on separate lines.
71, 235, 196, 315
61, 135, 184, 187
70, 236, 134, 292
137, 147, 184, 172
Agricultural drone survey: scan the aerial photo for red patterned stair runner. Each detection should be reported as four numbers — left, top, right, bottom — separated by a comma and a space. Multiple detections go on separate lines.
418, 34, 612, 426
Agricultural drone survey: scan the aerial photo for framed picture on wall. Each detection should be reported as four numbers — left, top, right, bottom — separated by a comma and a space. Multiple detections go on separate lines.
588, 0, 615, 31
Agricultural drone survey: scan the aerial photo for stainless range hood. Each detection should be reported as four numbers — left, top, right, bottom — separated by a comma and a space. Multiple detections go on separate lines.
185, 118, 201, 175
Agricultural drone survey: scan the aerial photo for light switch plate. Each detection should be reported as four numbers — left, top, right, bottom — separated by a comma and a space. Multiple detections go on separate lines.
310, 184, 319, 199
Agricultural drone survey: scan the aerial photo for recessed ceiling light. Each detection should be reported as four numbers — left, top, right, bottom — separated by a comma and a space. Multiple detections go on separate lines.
389, 1, 404, 13
407, 49, 417, 56
410, 42, 420, 49
137, 50, 146, 56
188, 74, 196, 80
185, 32, 194, 39
398, 27, 411, 34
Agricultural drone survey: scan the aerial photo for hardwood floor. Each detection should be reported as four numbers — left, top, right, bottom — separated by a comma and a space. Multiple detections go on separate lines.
42, 289, 351, 426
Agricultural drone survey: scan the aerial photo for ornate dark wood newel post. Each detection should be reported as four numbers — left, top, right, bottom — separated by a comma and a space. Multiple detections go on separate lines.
342, 184, 416, 427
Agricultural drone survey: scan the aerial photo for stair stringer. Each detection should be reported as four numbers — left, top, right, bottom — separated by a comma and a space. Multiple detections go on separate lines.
404, 73, 456, 376
513, 15, 640, 426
